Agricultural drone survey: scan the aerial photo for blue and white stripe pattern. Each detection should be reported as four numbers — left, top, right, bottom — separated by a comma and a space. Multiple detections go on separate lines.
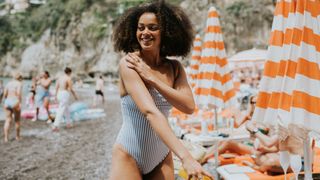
116, 88, 172, 174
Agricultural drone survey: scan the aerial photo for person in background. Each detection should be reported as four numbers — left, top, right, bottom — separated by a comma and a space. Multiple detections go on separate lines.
33, 71, 53, 123
94, 75, 104, 106
0, 80, 4, 103
26, 77, 36, 109
52, 67, 78, 131
203, 121, 297, 175
234, 95, 257, 128
3, 72, 23, 142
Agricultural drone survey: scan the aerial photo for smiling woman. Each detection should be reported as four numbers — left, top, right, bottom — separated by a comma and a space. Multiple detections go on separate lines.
110, 1, 213, 180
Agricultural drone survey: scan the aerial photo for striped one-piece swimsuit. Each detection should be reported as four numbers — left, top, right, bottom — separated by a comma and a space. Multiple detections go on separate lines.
116, 88, 172, 174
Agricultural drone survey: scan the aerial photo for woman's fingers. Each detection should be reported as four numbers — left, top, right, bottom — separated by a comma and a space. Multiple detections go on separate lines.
188, 173, 197, 180
125, 56, 137, 65
128, 53, 141, 63
201, 169, 214, 179
187, 168, 213, 180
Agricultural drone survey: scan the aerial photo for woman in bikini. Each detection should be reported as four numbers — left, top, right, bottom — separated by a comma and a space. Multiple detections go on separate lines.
3, 72, 23, 142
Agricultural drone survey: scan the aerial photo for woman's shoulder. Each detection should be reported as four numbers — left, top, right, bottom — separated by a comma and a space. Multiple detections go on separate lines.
164, 58, 182, 69
119, 56, 129, 70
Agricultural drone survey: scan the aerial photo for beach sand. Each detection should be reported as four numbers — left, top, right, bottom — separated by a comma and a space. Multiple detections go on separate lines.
0, 86, 122, 179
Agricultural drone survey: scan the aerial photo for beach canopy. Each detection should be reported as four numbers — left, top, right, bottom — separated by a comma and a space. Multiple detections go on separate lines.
252, 0, 320, 134
228, 48, 267, 69
194, 6, 236, 109
189, 34, 202, 89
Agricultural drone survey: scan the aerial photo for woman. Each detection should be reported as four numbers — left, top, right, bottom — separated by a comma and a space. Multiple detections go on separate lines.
234, 95, 257, 128
110, 1, 212, 180
3, 72, 23, 142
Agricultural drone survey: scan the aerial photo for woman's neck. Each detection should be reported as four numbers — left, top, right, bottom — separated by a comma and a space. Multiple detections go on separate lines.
140, 50, 162, 67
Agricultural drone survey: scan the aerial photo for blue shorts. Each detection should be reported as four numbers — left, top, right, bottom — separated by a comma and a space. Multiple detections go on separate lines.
35, 89, 50, 107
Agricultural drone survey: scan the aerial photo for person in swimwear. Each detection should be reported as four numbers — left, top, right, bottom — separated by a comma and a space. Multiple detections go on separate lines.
33, 71, 53, 123
110, 1, 213, 180
0, 80, 4, 103
26, 77, 37, 109
94, 75, 105, 106
3, 72, 23, 142
52, 67, 78, 131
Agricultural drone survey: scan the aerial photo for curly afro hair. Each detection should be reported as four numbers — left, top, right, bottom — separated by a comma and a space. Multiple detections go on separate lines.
113, 0, 194, 58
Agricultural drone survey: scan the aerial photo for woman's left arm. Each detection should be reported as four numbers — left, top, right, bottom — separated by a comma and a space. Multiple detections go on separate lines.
126, 53, 195, 114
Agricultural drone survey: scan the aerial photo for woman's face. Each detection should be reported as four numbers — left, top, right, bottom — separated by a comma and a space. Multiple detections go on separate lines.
136, 12, 161, 52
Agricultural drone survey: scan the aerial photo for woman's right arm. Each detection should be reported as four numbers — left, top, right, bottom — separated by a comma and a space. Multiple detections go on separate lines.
119, 58, 212, 178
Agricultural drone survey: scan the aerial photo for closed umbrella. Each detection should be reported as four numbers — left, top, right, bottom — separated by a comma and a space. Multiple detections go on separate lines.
189, 34, 202, 89
252, 0, 320, 179
195, 6, 236, 119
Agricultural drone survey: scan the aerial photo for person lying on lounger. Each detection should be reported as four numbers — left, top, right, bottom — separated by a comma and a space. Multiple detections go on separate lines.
203, 121, 303, 175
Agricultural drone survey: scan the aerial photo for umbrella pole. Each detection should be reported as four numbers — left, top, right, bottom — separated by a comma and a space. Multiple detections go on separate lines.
303, 135, 312, 180
214, 107, 218, 133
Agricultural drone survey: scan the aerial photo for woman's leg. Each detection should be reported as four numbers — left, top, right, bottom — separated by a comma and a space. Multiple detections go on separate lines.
220, 141, 255, 155
109, 144, 142, 180
143, 152, 174, 180
255, 153, 282, 173
13, 105, 21, 140
43, 97, 52, 123
3, 108, 13, 142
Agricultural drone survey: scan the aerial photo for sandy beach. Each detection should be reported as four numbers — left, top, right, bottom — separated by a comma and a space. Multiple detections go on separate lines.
0, 86, 122, 179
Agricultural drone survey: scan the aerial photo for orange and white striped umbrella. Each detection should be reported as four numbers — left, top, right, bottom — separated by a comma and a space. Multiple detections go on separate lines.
194, 6, 236, 109
189, 34, 202, 89
252, 0, 320, 133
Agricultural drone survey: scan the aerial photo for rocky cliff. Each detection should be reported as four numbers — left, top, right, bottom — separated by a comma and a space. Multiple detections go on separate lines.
0, 0, 274, 78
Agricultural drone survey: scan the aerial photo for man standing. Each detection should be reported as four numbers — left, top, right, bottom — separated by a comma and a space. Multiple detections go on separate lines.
33, 71, 53, 123
52, 67, 78, 131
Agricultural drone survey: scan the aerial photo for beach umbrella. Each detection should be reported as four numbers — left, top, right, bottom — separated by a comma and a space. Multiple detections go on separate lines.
252, 0, 320, 178
189, 34, 202, 89
194, 6, 236, 115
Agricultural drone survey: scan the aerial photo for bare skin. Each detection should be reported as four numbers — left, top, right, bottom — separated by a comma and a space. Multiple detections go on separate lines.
52, 72, 78, 131
3, 78, 22, 142
204, 122, 283, 174
110, 12, 212, 180
55, 73, 77, 100
34, 72, 52, 122
94, 77, 104, 106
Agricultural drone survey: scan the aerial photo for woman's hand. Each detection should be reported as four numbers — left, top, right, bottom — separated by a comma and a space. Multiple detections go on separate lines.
125, 53, 157, 84
182, 156, 213, 180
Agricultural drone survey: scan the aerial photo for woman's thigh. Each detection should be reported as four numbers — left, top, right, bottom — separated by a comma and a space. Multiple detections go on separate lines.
143, 152, 174, 180
4, 107, 12, 120
109, 144, 142, 180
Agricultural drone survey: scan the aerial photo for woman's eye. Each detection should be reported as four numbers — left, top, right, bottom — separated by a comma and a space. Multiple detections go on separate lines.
138, 26, 145, 31
149, 25, 159, 31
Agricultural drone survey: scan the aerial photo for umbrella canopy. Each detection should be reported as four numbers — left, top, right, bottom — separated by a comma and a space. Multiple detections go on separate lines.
189, 34, 202, 89
194, 6, 236, 109
228, 48, 267, 69
252, 0, 320, 134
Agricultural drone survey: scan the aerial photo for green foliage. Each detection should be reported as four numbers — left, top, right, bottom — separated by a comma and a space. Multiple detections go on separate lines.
84, 12, 108, 43
0, 0, 99, 56
0, 17, 14, 56
221, 0, 274, 51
